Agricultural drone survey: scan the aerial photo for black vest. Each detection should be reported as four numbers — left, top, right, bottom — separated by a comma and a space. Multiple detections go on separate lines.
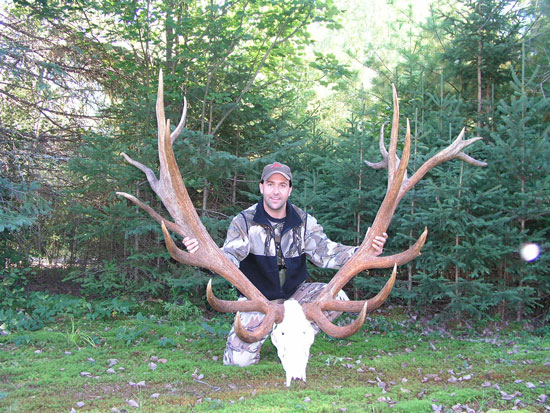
239, 199, 309, 300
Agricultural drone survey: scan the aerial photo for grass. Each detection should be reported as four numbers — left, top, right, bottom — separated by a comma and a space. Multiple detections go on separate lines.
0, 307, 549, 412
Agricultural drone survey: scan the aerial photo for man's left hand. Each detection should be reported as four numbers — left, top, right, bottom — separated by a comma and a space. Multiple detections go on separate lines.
368, 228, 388, 256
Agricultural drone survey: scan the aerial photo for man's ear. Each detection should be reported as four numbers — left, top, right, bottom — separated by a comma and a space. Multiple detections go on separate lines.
259, 183, 264, 195
289, 186, 293, 196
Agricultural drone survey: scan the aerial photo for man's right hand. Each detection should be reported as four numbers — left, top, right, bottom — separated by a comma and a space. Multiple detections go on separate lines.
183, 237, 199, 254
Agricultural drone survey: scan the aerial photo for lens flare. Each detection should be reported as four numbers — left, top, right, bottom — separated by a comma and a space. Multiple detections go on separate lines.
520, 243, 540, 262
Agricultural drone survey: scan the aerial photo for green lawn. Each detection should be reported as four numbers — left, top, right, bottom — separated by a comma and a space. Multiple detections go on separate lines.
1, 308, 548, 412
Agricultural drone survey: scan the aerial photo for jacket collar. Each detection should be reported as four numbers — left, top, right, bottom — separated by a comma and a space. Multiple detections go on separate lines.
253, 197, 303, 234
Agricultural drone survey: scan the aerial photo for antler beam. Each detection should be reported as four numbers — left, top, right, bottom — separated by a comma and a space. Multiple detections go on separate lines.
304, 85, 486, 338
117, 71, 283, 343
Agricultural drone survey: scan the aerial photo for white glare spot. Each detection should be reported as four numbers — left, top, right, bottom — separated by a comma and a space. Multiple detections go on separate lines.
520, 243, 540, 262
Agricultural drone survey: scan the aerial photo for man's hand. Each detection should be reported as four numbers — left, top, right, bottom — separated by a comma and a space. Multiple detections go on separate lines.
183, 236, 199, 254
368, 228, 388, 256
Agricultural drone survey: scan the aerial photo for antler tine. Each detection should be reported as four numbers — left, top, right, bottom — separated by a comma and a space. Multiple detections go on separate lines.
115, 191, 186, 239
206, 280, 282, 343
303, 265, 397, 338
157, 69, 187, 145
171, 96, 187, 144
118, 71, 284, 342
364, 124, 388, 170
388, 84, 400, 188
397, 128, 487, 202
322, 264, 397, 313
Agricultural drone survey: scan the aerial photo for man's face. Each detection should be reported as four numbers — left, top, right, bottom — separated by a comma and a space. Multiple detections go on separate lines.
260, 173, 292, 217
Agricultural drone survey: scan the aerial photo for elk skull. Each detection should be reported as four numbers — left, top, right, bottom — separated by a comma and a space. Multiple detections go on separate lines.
270, 299, 315, 387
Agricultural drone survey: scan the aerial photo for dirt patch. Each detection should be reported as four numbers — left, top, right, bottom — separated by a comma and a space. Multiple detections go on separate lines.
25, 267, 82, 296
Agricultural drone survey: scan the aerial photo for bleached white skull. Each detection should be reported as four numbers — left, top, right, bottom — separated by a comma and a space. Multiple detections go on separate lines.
270, 299, 315, 387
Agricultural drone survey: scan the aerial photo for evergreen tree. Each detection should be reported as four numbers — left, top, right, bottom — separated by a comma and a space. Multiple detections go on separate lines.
484, 66, 550, 319
429, 0, 523, 127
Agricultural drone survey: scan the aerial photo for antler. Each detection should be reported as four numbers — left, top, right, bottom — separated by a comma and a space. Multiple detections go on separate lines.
116, 71, 283, 342
303, 85, 487, 338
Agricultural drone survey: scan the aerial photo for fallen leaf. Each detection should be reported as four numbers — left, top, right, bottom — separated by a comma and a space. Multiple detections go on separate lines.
151, 393, 160, 398
500, 391, 515, 401
126, 399, 139, 408
149, 362, 157, 371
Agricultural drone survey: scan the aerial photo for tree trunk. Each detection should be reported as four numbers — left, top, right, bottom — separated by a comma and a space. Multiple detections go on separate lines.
477, 28, 483, 128
356, 141, 363, 245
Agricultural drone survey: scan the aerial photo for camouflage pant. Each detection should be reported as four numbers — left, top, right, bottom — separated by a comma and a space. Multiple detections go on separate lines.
223, 282, 349, 367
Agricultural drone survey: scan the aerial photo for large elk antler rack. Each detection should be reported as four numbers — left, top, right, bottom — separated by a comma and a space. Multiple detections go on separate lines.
118, 72, 486, 342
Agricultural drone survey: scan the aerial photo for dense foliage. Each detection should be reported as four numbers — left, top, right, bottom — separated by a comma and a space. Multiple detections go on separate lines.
1, 0, 548, 329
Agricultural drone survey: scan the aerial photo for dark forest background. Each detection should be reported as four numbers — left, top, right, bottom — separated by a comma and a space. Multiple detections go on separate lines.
1, 0, 549, 330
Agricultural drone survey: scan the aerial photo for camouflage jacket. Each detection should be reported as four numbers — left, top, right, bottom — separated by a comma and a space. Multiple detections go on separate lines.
222, 198, 357, 300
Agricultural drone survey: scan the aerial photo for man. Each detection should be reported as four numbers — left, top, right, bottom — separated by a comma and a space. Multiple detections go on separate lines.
183, 162, 387, 366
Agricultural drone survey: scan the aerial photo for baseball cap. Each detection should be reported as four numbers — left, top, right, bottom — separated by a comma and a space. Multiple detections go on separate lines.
261, 162, 292, 182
